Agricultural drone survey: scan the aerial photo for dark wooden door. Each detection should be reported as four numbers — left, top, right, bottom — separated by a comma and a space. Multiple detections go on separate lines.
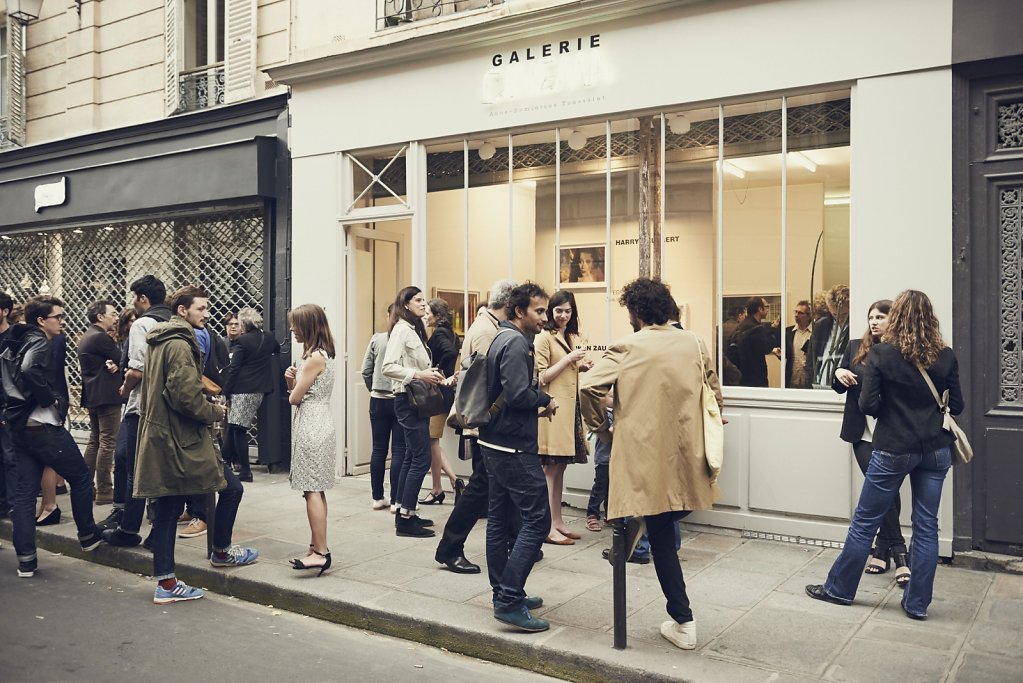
955, 62, 1023, 555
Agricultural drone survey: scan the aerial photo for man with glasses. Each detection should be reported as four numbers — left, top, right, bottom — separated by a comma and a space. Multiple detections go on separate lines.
786, 300, 813, 389
78, 300, 123, 505
0, 296, 105, 577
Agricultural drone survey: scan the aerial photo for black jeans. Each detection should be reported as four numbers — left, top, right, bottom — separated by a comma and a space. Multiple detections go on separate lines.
224, 425, 251, 476
119, 413, 148, 534
369, 397, 405, 503
111, 413, 129, 508
853, 440, 906, 556
11, 425, 98, 563
646, 511, 693, 623
586, 463, 609, 519
0, 421, 17, 514
394, 394, 431, 512
483, 446, 550, 612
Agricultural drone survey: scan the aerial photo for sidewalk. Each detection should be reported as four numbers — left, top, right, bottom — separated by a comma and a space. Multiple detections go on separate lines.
2, 473, 1021, 683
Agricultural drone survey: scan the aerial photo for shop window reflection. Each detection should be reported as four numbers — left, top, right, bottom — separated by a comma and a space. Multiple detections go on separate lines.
424, 141, 469, 338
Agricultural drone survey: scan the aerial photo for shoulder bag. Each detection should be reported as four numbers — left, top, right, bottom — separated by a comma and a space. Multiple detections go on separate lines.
916, 364, 973, 465
697, 335, 725, 483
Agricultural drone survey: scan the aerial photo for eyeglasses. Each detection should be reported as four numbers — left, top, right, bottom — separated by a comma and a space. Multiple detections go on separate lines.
45, 313, 65, 321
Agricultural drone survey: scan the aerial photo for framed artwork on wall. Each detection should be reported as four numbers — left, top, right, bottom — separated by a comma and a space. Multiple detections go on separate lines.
558, 243, 606, 288
432, 288, 480, 337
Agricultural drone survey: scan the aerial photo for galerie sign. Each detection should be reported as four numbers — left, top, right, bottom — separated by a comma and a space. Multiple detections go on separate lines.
481, 33, 610, 107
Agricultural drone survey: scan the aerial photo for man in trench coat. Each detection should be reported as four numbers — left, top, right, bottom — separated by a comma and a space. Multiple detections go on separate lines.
579, 278, 723, 651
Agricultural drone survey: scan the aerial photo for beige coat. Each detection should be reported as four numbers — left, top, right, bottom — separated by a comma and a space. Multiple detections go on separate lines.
535, 329, 584, 457
579, 324, 723, 519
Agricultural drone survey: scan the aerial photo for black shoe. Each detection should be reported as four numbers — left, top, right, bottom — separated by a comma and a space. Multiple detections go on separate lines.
900, 596, 926, 620
17, 560, 37, 578
97, 508, 123, 532
439, 555, 481, 574
535, 548, 544, 562
413, 516, 434, 528
601, 548, 650, 564
396, 515, 436, 538
454, 478, 466, 505
805, 584, 851, 606
55, 485, 68, 495
142, 531, 155, 551
238, 471, 253, 483
102, 528, 142, 547
80, 531, 105, 552
37, 508, 61, 526
419, 491, 445, 505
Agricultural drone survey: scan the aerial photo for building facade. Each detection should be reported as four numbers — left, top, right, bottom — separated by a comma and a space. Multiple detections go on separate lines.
269, 0, 1023, 557
0, 0, 293, 469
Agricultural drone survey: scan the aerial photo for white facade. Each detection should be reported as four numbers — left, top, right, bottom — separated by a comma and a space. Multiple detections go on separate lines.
274, 0, 956, 553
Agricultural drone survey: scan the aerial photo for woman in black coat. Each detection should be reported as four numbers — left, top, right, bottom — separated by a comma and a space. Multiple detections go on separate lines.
221, 307, 281, 482
420, 298, 463, 505
832, 299, 909, 585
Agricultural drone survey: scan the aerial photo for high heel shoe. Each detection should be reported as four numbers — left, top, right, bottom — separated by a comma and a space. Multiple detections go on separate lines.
37, 507, 61, 526
863, 547, 890, 575
291, 549, 331, 576
419, 491, 445, 505
892, 551, 911, 587
453, 479, 466, 505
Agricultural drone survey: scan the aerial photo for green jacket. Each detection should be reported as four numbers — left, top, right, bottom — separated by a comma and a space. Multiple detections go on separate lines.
133, 316, 226, 498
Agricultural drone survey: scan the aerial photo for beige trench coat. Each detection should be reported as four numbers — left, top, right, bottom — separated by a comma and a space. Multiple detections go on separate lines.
535, 329, 584, 457
578, 324, 723, 519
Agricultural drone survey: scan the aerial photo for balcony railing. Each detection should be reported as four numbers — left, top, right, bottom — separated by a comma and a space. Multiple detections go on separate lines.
0, 114, 18, 151
377, 0, 503, 31
178, 63, 226, 114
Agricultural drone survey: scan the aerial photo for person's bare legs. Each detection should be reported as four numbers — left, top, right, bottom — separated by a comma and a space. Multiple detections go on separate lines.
544, 460, 571, 542
37, 467, 58, 520
299, 491, 329, 566
428, 439, 459, 495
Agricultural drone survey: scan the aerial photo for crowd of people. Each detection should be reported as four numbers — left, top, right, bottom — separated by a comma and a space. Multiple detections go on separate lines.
0, 270, 963, 645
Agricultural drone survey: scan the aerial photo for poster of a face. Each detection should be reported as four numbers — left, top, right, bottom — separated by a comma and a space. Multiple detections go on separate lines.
559, 244, 606, 286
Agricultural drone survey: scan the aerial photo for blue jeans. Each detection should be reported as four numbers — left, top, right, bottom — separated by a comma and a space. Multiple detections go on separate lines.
586, 463, 608, 519
394, 394, 431, 512
111, 413, 129, 508
11, 425, 99, 563
369, 397, 405, 503
824, 446, 951, 617
0, 421, 17, 514
482, 446, 550, 612
118, 413, 148, 533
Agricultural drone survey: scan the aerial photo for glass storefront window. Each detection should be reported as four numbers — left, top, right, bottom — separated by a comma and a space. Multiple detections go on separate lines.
349, 145, 409, 213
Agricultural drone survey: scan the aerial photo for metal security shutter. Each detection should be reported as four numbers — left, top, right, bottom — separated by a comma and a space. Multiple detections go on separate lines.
164, 0, 185, 116
223, 0, 256, 104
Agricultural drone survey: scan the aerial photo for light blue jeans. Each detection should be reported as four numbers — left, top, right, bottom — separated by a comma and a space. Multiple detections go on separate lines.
823, 446, 951, 617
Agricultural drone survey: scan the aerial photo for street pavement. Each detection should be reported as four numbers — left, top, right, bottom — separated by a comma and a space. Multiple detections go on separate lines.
2, 472, 1022, 682
0, 551, 559, 683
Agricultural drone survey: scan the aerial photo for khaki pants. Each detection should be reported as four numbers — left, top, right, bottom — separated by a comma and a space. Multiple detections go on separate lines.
84, 404, 121, 499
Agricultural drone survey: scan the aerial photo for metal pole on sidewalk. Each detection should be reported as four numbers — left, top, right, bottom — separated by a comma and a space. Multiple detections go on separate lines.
611, 518, 627, 650
205, 491, 216, 558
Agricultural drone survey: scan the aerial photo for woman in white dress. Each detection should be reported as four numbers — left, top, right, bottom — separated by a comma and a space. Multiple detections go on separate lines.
284, 304, 337, 575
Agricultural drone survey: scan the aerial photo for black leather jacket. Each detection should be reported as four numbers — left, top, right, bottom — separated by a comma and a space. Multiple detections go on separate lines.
0, 325, 61, 430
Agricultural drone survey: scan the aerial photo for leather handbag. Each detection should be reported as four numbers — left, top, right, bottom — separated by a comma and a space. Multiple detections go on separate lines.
697, 335, 725, 483
916, 365, 973, 465
406, 378, 447, 418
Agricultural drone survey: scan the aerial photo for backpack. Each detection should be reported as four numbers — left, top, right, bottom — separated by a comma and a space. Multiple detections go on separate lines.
446, 328, 512, 430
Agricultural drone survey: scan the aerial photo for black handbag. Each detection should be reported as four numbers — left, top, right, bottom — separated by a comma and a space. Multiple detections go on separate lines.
406, 379, 447, 417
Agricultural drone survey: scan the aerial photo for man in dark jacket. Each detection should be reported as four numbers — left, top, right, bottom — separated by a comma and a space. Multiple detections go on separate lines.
0, 291, 15, 517
0, 296, 105, 577
78, 300, 122, 504
478, 282, 556, 633
734, 297, 780, 388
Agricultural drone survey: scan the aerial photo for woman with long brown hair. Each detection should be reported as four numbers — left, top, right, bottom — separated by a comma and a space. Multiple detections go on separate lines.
832, 300, 910, 585
285, 304, 337, 575
807, 290, 963, 619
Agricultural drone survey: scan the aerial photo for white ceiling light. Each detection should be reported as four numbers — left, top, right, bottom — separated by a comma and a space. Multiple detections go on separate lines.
824, 194, 850, 206
567, 130, 587, 151
722, 161, 747, 179
667, 114, 691, 135
478, 141, 496, 160
790, 151, 818, 173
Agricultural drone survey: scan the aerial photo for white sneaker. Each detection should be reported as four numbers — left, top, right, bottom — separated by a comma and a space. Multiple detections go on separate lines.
660, 620, 697, 650
372, 498, 388, 510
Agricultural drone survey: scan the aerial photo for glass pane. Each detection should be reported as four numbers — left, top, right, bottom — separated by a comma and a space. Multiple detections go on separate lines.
349, 145, 409, 213
467, 137, 510, 280
425, 141, 471, 338
508, 129, 548, 285
721, 99, 783, 388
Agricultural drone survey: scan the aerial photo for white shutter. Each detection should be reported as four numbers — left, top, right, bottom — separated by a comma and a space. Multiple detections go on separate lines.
6, 19, 26, 146
223, 0, 256, 104
164, 0, 185, 116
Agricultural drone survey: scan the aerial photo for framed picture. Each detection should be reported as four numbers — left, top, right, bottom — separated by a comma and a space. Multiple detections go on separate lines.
432, 288, 480, 337
558, 243, 606, 288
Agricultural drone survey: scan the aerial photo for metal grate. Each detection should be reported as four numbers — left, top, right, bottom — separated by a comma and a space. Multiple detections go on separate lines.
0, 207, 266, 447
377, 0, 503, 31
741, 529, 845, 550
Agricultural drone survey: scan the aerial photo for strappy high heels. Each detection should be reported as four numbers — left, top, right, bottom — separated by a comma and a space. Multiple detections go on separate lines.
291, 549, 331, 577
863, 547, 890, 575
893, 550, 911, 587
419, 491, 445, 505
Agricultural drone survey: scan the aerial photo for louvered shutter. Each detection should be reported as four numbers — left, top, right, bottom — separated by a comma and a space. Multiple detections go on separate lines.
223, 0, 256, 103
164, 0, 184, 116
6, 19, 26, 146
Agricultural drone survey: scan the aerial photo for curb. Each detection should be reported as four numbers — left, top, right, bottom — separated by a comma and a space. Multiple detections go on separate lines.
1, 521, 691, 683
949, 550, 1023, 575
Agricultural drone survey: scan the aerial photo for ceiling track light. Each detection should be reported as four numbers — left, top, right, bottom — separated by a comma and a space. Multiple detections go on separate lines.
566, 130, 588, 151
667, 114, 691, 135
790, 151, 818, 173
478, 141, 496, 160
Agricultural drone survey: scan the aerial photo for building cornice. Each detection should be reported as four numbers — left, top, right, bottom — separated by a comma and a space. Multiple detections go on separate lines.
267, 0, 713, 86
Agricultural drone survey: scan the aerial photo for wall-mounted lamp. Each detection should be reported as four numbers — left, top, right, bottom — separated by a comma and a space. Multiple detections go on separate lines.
789, 151, 818, 173
667, 114, 691, 135
5, 0, 44, 22
567, 130, 587, 151
478, 141, 496, 161
722, 161, 747, 179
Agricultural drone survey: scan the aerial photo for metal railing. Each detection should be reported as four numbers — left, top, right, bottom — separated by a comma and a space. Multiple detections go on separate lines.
178, 63, 226, 114
0, 114, 18, 151
377, 0, 503, 30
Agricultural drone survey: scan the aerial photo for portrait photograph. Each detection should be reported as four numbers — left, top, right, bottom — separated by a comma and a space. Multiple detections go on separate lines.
558, 243, 606, 287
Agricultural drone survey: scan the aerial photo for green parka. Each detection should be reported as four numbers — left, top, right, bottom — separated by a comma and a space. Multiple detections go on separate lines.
133, 316, 226, 498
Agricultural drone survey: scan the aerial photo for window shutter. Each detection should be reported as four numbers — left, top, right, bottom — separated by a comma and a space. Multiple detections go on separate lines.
6, 19, 26, 146
224, 0, 256, 104
164, 0, 184, 116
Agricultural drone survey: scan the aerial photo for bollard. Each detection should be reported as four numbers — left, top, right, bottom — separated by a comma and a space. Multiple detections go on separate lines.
205, 491, 216, 559
611, 517, 627, 650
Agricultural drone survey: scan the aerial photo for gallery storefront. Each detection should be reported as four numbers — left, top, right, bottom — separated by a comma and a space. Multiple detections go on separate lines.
271, 0, 958, 553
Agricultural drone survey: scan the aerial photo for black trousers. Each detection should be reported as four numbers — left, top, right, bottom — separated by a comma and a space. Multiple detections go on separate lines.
436, 438, 519, 561
647, 511, 693, 623
852, 440, 906, 556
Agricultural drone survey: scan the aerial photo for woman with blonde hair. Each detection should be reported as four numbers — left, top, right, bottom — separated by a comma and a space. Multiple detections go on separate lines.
807, 290, 963, 619
285, 304, 337, 575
